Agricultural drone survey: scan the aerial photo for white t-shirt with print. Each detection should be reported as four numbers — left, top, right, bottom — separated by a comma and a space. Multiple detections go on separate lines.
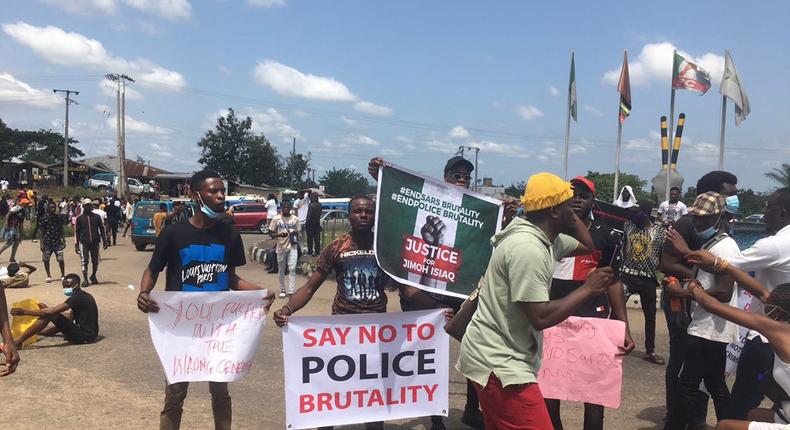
687, 235, 741, 344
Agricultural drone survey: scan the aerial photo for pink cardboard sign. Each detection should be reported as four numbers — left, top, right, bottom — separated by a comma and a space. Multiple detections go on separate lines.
538, 316, 625, 408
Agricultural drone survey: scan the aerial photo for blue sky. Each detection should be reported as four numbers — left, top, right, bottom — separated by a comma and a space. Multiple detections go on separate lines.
1, 1, 789, 192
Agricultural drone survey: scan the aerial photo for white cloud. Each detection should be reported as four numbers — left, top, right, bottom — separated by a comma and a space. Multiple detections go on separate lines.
137, 20, 164, 36
253, 60, 356, 102
247, 108, 302, 143
99, 79, 144, 100
107, 114, 171, 135
218, 65, 232, 76
353, 101, 393, 117
340, 116, 357, 126
425, 139, 528, 158
380, 148, 402, 156
602, 42, 724, 87
345, 134, 379, 146
549, 86, 559, 97
537, 147, 559, 161
583, 104, 603, 117
0, 73, 61, 109
292, 109, 307, 117
248, 0, 286, 7
148, 142, 174, 159
449, 125, 470, 140
2, 22, 187, 91
123, 0, 191, 20
41, 0, 118, 15
395, 136, 413, 144
515, 104, 544, 120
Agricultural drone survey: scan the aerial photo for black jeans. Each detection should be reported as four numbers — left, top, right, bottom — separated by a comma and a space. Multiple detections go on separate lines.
621, 273, 657, 354
161, 382, 230, 430
662, 296, 708, 427
306, 226, 321, 255
668, 336, 730, 428
108, 219, 119, 245
727, 337, 775, 420
79, 242, 100, 276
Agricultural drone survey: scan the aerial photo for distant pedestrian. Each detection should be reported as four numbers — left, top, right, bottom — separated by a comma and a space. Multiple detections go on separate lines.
269, 200, 300, 298
75, 200, 108, 286
39, 201, 66, 282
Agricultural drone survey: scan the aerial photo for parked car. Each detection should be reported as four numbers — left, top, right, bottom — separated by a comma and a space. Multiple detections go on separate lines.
87, 173, 144, 195
229, 203, 269, 233
321, 209, 350, 231
130, 200, 197, 251
744, 213, 765, 223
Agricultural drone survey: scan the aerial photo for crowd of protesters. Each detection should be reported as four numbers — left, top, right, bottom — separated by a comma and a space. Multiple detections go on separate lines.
0, 161, 788, 430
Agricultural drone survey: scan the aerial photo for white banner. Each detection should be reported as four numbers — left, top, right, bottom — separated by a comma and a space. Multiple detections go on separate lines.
283, 310, 449, 429
726, 285, 755, 375
148, 290, 269, 384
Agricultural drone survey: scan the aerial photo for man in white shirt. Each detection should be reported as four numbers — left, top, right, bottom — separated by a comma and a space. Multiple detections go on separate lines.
666, 192, 739, 428
265, 193, 278, 221
0, 178, 8, 191
723, 187, 790, 419
293, 191, 310, 252
658, 186, 689, 223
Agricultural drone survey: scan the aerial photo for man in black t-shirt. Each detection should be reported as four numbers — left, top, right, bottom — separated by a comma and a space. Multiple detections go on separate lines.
546, 176, 635, 430
659, 170, 738, 428
9, 274, 99, 347
136, 169, 274, 430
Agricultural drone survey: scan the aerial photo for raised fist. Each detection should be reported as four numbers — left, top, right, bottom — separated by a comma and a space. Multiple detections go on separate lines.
420, 215, 446, 247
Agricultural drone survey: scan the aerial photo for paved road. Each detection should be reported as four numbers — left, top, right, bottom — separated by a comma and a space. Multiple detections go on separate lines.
4, 232, 711, 429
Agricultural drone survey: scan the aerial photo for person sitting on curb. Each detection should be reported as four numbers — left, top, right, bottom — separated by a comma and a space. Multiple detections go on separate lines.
0, 262, 37, 288
7, 274, 99, 348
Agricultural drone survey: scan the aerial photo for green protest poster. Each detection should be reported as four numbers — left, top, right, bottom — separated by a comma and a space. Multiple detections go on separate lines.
374, 163, 503, 298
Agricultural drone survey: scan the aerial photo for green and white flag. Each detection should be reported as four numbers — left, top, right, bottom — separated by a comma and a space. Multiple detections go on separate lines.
374, 163, 503, 298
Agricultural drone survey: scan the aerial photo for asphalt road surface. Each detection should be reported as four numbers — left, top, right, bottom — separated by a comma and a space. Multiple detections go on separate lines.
4, 232, 717, 429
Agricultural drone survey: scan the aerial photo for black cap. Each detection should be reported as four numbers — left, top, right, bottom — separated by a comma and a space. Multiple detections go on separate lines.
444, 156, 474, 173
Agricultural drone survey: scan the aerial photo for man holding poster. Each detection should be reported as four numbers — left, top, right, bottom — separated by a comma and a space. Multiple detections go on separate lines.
457, 172, 616, 429
274, 195, 439, 430
136, 169, 274, 430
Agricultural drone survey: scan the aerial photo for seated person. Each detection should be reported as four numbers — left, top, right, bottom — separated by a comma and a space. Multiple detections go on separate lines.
0, 262, 37, 288
9, 274, 99, 347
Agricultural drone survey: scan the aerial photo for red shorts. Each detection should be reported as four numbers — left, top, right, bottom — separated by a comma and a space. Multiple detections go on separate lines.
474, 374, 554, 430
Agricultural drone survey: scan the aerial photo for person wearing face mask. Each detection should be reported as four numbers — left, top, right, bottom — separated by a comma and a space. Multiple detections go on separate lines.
662, 192, 740, 428
660, 170, 739, 427
620, 201, 667, 365
669, 187, 790, 421
8, 274, 98, 348
671, 249, 790, 430
136, 169, 273, 430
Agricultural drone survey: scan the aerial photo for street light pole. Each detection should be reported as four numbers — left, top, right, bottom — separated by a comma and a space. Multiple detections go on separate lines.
53, 89, 79, 187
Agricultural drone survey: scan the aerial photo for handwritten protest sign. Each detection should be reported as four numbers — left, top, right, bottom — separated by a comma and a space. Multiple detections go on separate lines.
538, 317, 625, 408
147, 290, 269, 384
11, 298, 40, 348
283, 310, 449, 429
375, 163, 503, 298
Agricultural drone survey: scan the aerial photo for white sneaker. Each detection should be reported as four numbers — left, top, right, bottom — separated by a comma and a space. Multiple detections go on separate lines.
278, 292, 287, 299
45, 277, 52, 283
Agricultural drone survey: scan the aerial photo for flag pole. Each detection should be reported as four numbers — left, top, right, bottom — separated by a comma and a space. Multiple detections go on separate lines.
666, 49, 677, 203
563, 50, 574, 180
613, 120, 623, 202
719, 95, 727, 170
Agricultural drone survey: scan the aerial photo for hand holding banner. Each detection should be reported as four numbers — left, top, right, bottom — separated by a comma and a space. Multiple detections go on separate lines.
147, 290, 270, 384
282, 310, 449, 429
374, 163, 503, 298
538, 317, 626, 408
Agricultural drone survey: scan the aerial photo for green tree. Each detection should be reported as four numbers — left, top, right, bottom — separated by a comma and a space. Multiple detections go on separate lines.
319, 167, 370, 197
585, 171, 651, 204
240, 137, 282, 187
282, 152, 311, 189
765, 163, 790, 188
198, 108, 282, 186
0, 119, 25, 161
505, 181, 526, 198
738, 189, 770, 217
20, 129, 83, 164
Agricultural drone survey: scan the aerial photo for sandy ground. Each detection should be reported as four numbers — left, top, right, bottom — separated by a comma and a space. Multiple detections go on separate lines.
2, 232, 719, 430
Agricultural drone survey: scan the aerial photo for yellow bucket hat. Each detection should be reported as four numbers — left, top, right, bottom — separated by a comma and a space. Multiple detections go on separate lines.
520, 172, 574, 212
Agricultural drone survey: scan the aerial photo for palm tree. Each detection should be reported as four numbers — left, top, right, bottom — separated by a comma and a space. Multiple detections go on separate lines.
765, 163, 790, 188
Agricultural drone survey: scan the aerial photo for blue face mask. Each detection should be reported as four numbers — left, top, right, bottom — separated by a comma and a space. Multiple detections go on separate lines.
725, 195, 740, 214
197, 194, 221, 219
63, 287, 74, 297
696, 214, 722, 241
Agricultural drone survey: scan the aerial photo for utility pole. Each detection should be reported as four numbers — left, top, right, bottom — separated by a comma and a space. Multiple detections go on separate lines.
53, 89, 79, 187
105, 74, 134, 198
457, 145, 480, 192
291, 137, 297, 189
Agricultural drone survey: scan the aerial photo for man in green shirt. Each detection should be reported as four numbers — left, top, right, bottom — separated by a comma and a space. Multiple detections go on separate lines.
456, 172, 616, 429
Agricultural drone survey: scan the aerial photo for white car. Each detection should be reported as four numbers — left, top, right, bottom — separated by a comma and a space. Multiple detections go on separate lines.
88, 173, 144, 195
